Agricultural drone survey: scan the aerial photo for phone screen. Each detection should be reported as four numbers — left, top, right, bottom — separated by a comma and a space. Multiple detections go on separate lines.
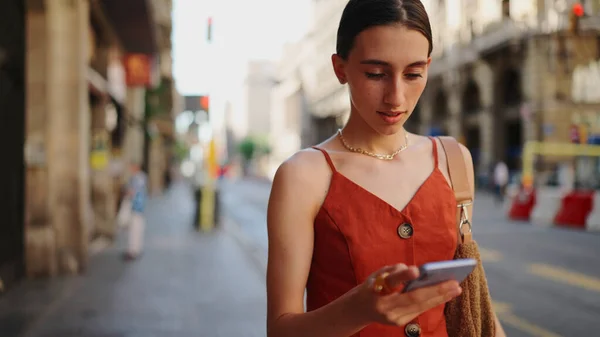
401, 259, 476, 293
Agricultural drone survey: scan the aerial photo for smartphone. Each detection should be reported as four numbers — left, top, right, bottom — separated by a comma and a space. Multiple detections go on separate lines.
401, 258, 477, 293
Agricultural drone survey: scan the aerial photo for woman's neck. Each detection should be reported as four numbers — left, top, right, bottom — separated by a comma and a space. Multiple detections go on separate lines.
340, 111, 408, 155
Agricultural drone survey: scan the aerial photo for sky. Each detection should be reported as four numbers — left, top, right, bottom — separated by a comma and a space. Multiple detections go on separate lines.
172, 0, 312, 96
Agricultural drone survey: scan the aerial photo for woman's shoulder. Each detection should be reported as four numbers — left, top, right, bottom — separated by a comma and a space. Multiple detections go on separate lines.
276, 134, 339, 173
269, 147, 334, 215
274, 147, 333, 184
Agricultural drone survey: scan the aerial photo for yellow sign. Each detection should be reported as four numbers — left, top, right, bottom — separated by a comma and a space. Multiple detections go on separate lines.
90, 151, 109, 170
90, 132, 109, 170
522, 141, 600, 187
579, 125, 588, 144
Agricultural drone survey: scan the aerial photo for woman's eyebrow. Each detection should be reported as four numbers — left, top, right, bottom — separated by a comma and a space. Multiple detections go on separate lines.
405, 60, 428, 68
359, 59, 428, 68
360, 59, 390, 66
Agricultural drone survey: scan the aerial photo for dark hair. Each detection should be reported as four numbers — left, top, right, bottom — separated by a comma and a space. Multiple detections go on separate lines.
336, 0, 433, 60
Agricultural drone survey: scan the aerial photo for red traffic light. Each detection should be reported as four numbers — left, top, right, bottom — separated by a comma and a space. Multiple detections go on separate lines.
207, 17, 213, 42
200, 96, 209, 111
573, 3, 584, 17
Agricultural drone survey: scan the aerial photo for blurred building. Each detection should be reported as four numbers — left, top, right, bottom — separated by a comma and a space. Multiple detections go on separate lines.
269, 0, 347, 177
225, 60, 277, 144
144, 0, 179, 196
223, 60, 277, 176
243, 60, 277, 137
0, 0, 179, 290
420, 0, 600, 178
0, 0, 26, 293
269, 41, 313, 177
273, 0, 600, 181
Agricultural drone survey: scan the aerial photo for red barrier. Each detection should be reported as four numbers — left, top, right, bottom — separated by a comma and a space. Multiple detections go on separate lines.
508, 187, 536, 221
554, 190, 594, 228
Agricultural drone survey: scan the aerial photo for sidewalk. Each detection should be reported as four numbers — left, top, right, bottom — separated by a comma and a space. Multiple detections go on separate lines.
0, 181, 267, 337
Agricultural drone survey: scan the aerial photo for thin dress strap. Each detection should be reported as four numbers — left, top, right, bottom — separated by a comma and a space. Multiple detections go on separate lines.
429, 137, 439, 169
311, 146, 337, 173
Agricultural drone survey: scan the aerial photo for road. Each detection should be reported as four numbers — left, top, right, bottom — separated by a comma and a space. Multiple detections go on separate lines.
0, 181, 267, 337
220, 178, 600, 337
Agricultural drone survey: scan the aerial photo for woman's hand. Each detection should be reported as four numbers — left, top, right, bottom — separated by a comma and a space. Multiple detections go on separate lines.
352, 264, 462, 327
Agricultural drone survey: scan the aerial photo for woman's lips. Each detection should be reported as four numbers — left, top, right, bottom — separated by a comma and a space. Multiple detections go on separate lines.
378, 110, 403, 117
377, 111, 405, 124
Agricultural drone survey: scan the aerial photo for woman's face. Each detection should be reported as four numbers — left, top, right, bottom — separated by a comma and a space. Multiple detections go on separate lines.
333, 24, 431, 135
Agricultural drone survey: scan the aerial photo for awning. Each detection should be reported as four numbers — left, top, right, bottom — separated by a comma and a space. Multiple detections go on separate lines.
87, 66, 127, 107
88, 67, 108, 98
100, 0, 157, 54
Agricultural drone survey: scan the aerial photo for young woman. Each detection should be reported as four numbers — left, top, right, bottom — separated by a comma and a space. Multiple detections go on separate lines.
266, 1, 506, 336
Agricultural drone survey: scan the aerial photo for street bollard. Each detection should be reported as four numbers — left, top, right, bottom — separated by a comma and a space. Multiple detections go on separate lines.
508, 186, 536, 221
193, 186, 201, 229
200, 184, 215, 232
193, 184, 220, 231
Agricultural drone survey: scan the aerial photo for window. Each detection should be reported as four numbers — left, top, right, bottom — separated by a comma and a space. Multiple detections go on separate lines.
503, 69, 522, 107
502, 0, 510, 18
589, 0, 600, 14
285, 91, 301, 131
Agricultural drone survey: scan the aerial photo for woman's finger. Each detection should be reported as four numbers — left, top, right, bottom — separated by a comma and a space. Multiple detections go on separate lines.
369, 264, 416, 294
381, 265, 419, 292
389, 280, 462, 315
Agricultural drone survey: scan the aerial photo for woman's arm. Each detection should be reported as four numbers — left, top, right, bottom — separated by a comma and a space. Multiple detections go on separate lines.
266, 153, 371, 337
459, 144, 507, 337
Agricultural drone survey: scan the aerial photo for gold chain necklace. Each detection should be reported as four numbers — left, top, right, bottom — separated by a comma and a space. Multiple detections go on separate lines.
337, 129, 409, 160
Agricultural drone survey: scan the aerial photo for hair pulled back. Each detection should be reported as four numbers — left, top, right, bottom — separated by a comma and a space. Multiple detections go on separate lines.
336, 0, 433, 59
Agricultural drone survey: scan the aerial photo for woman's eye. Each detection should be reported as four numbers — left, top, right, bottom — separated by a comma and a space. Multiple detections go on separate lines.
405, 73, 423, 79
365, 72, 385, 79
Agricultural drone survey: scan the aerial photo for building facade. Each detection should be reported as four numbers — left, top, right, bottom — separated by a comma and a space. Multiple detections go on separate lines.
419, 0, 600, 179
243, 60, 277, 137
0, 0, 178, 291
0, 0, 26, 292
269, 40, 314, 177
272, 0, 600, 184
269, 0, 347, 177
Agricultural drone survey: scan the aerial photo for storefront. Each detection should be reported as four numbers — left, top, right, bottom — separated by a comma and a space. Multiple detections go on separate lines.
0, 0, 25, 290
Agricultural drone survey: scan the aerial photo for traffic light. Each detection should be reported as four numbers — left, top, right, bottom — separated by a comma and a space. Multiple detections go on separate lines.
573, 3, 584, 17
200, 95, 209, 113
569, 3, 585, 34
207, 17, 213, 42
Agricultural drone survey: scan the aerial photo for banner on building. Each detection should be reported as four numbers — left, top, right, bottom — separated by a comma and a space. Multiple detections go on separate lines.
124, 53, 159, 87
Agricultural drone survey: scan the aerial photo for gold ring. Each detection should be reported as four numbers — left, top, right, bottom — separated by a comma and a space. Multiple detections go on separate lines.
373, 272, 391, 294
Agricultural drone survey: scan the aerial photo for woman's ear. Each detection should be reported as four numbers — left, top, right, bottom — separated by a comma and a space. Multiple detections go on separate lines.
331, 54, 347, 84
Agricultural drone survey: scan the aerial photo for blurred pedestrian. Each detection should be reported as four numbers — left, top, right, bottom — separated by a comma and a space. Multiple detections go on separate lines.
265, 1, 506, 336
122, 162, 147, 261
493, 160, 509, 204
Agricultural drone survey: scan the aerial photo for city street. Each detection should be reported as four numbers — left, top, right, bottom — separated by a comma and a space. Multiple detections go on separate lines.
221, 178, 600, 337
4, 0, 600, 337
1, 177, 598, 337
0, 181, 267, 337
